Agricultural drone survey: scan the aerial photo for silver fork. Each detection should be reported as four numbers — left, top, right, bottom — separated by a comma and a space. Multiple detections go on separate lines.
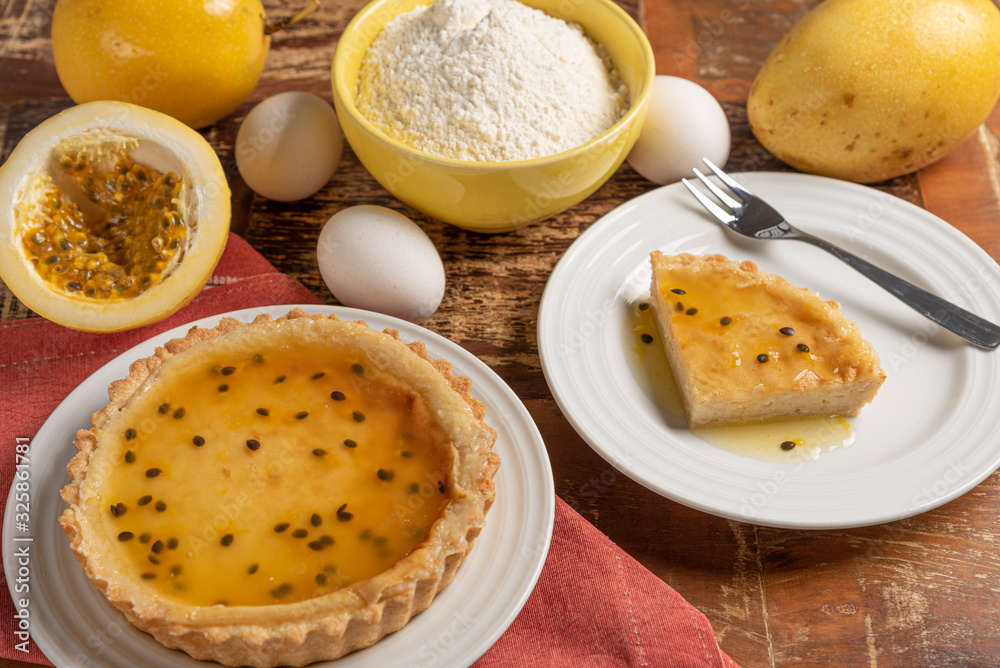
681, 158, 1000, 350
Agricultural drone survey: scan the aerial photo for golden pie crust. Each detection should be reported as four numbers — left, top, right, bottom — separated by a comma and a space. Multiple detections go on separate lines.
59, 308, 499, 666
649, 252, 886, 427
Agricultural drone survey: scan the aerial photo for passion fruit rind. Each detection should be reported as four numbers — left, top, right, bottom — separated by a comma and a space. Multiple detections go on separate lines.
59, 308, 499, 667
0, 101, 230, 332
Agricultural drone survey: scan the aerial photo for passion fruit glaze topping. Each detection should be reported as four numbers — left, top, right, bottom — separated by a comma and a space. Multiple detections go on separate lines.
20, 149, 187, 300
96, 339, 451, 607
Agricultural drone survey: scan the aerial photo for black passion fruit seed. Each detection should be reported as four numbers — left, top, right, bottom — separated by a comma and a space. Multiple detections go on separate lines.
145, 468, 161, 477
344, 439, 357, 448
118, 531, 134, 541
781, 440, 796, 450
155, 500, 167, 512
312, 448, 327, 457
124, 428, 137, 440
274, 523, 290, 533
351, 363, 364, 374
779, 327, 795, 336
720, 316, 732, 326
685, 307, 698, 316
274, 375, 286, 384
641, 333, 654, 344
218, 383, 229, 392
291, 528, 308, 538
330, 391, 345, 401
124, 450, 136, 463
295, 411, 309, 420
352, 411, 365, 422
311, 372, 325, 379
246, 439, 261, 451
797, 343, 810, 353
256, 407, 270, 416
192, 435, 205, 446
138, 495, 152, 506
173, 407, 185, 419
671, 288, 686, 294
221, 534, 234, 546
221, 366, 236, 376
377, 468, 395, 481
158, 403, 170, 414
310, 513, 322, 527
270, 583, 292, 598
337, 504, 353, 521
757, 353, 769, 363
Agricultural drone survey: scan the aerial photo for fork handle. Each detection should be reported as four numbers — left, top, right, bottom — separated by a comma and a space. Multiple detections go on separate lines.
792, 232, 1000, 349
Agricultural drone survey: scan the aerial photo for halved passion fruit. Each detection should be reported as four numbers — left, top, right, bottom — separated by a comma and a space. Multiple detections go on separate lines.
0, 101, 230, 332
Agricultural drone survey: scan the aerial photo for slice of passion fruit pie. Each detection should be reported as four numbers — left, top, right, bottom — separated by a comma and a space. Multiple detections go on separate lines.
60, 309, 500, 666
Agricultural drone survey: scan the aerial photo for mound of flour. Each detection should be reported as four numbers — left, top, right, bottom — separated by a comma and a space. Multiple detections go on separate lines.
355, 0, 629, 162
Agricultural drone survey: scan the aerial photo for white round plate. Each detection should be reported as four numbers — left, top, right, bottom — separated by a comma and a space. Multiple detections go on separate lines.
538, 171, 1000, 529
3, 305, 553, 667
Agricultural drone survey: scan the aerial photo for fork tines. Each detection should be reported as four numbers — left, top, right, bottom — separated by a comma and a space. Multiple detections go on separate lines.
681, 158, 754, 223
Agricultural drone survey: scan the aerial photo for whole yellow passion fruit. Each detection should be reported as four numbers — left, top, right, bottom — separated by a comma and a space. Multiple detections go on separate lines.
51, 0, 270, 129
0, 101, 231, 332
747, 0, 1000, 183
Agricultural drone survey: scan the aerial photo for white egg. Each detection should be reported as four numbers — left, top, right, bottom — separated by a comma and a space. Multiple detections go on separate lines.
627, 76, 731, 185
236, 92, 344, 201
317, 206, 446, 322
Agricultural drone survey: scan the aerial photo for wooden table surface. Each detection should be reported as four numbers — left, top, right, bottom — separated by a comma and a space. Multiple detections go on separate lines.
3, 1, 1000, 666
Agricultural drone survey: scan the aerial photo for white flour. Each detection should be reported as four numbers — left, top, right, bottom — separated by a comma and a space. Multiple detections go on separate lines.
355, 0, 629, 162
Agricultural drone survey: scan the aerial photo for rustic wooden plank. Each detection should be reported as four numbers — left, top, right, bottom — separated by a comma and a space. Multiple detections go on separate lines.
919, 104, 1000, 260
3, 2, 1000, 668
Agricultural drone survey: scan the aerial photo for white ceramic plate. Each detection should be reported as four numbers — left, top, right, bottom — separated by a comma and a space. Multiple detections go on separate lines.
3, 305, 553, 667
538, 171, 1000, 529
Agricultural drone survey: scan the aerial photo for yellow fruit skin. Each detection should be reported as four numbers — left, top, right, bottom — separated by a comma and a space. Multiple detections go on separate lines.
51, 0, 269, 129
747, 0, 1000, 183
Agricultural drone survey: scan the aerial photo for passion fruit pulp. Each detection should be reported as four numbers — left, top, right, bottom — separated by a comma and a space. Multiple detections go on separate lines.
0, 101, 231, 332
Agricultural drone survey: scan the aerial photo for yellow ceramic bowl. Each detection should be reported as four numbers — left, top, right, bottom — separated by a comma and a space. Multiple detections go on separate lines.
331, 0, 654, 233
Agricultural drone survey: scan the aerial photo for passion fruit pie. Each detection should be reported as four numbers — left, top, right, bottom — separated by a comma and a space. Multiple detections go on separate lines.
649, 252, 886, 427
60, 309, 499, 666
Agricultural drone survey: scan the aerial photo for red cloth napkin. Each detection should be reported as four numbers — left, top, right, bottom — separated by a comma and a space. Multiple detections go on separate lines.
0, 233, 737, 667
